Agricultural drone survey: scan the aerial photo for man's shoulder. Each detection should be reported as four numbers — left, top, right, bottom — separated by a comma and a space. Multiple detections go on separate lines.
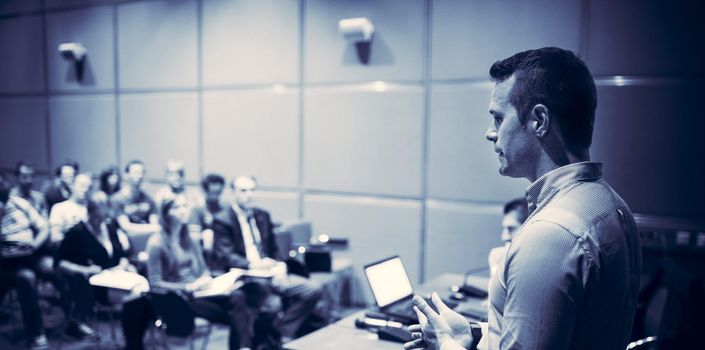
534, 180, 628, 234
9, 195, 32, 208
111, 189, 130, 203
213, 207, 234, 225
253, 207, 271, 219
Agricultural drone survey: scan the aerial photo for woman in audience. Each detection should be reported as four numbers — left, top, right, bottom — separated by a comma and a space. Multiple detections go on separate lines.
55, 191, 133, 339
98, 166, 122, 220
99, 166, 121, 197
121, 195, 254, 350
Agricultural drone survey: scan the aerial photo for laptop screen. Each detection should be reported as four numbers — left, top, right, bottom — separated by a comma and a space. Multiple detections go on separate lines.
364, 256, 414, 308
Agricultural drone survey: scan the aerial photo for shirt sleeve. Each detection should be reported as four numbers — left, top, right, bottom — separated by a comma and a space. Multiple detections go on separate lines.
145, 235, 165, 287
24, 199, 47, 233
500, 221, 590, 350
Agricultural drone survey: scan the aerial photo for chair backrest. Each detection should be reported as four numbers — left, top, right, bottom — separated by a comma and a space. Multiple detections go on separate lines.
148, 290, 195, 337
273, 220, 312, 259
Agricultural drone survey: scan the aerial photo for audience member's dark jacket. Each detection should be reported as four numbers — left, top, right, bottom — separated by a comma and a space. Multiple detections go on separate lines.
57, 220, 128, 269
210, 207, 279, 271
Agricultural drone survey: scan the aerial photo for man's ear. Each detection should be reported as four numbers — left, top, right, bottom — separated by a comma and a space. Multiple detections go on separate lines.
530, 104, 550, 138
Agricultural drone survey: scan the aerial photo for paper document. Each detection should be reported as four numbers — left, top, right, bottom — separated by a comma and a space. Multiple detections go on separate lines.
237, 262, 287, 279
89, 269, 149, 292
193, 269, 245, 299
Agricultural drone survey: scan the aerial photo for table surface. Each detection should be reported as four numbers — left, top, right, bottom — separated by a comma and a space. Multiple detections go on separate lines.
284, 273, 489, 350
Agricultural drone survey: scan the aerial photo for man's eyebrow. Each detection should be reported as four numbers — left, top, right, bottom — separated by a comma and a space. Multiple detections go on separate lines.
489, 110, 503, 117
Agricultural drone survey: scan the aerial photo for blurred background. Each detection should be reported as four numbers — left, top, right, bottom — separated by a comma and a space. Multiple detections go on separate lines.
1, 0, 704, 306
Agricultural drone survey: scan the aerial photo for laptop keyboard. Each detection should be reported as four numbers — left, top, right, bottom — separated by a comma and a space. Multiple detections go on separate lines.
386, 300, 417, 319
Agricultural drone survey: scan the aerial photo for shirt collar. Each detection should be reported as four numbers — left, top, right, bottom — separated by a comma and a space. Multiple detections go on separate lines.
525, 161, 603, 214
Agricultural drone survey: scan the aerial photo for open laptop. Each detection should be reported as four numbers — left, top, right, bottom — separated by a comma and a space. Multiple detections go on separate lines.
363, 255, 419, 323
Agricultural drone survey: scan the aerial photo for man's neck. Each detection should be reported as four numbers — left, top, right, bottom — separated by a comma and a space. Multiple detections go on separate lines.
232, 203, 252, 217
206, 201, 221, 213
128, 184, 141, 196
87, 219, 102, 234
18, 186, 31, 197
529, 150, 590, 183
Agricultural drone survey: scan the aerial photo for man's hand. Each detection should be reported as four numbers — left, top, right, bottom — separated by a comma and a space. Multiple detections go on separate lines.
404, 293, 474, 350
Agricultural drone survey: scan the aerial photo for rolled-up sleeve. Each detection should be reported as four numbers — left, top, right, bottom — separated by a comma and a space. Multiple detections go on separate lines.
501, 221, 590, 349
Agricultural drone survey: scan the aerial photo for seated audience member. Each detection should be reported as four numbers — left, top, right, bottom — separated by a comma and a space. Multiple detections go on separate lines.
45, 160, 79, 211
488, 198, 528, 276
0, 176, 49, 349
193, 173, 227, 253
111, 160, 160, 235
98, 165, 121, 198
121, 195, 253, 350
211, 176, 323, 343
154, 160, 203, 210
11, 161, 48, 217
98, 165, 122, 220
49, 173, 92, 245
12, 162, 55, 280
55, 191, 133, 340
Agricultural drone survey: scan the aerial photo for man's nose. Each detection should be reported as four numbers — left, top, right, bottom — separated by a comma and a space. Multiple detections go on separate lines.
486, 127, 498, 142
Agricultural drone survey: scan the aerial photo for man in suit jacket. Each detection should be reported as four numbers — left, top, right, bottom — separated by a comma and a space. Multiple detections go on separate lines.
211, 176, 323, 343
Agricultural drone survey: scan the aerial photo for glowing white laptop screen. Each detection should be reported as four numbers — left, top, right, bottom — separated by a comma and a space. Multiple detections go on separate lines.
365, 256, 414, 308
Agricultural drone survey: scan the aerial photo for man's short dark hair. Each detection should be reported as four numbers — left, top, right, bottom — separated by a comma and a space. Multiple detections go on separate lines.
124, 159, 145, 173
201, 173, 225, 192
503, 197, 529, 223
489, 47, 597, 155
55, 160, 80, 176
15, 161, 34, 176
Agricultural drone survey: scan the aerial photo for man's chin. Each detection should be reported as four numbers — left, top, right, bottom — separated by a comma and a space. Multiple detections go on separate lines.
498, 165, 522, 179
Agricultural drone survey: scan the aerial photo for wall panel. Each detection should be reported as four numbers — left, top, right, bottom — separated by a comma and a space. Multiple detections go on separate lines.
49, 95, 117, 174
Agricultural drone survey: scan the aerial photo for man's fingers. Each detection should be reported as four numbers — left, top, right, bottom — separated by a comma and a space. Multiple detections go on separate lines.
431, 292, 453, 313
408, 324, 422, 332
413, 306, 428, 326
413, 295, 440, 323
403, 338, 426, 350
411, 332, 422, 339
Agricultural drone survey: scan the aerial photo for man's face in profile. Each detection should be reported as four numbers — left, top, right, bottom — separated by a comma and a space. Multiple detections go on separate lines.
486, 75, 536, 179
501, 210, 524, 243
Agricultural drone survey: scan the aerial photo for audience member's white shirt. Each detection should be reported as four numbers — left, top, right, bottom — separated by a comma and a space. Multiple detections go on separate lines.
49, 200, 87, 242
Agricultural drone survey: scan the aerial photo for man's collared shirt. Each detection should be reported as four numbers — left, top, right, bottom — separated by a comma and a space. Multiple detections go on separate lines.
231, 205, 262, 263
487, 162, 641, 350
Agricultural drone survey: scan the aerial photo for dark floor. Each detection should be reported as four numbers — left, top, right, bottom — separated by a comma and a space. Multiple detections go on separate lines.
0, 300, 234, 350
0, 296, 361, 350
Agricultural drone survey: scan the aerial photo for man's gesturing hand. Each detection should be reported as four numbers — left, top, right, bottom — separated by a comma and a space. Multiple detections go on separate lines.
403, 293, 474, 350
